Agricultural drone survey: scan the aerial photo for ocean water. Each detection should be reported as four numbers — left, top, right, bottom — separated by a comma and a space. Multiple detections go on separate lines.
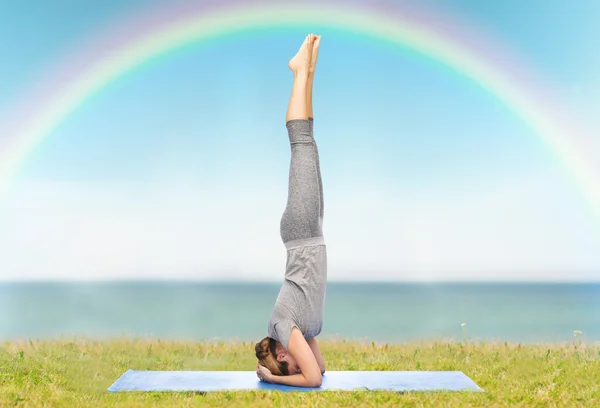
1, 282, 599, 344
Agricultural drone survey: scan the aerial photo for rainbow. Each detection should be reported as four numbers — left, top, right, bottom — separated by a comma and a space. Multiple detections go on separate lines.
0, 0, 597, 217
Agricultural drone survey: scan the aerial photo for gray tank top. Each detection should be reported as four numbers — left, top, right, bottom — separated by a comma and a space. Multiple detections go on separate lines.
268, 236, 327, 350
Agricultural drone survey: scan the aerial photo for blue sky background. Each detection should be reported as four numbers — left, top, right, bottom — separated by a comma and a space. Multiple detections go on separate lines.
0, 0, 599, 281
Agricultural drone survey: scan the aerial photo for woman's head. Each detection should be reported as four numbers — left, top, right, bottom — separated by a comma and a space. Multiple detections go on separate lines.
255, 337, 301, 376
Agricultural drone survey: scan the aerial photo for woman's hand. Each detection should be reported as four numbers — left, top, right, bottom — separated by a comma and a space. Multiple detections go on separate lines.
256, 364, 273, 383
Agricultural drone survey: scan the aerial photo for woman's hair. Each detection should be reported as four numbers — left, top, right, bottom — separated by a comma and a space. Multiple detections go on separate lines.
255, 336, 289, 376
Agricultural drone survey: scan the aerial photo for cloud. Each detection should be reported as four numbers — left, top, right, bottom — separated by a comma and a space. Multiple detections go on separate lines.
1, 173, 599, 281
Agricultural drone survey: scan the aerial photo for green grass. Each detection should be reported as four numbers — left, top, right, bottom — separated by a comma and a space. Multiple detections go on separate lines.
1, 337, 599, 407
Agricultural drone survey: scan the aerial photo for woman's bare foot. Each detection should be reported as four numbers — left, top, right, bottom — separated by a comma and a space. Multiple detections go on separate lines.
309, 35, 321, 74
288, 34, 315, 74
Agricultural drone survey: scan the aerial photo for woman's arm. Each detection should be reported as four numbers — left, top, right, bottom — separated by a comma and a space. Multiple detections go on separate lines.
307, 337, 326, 374
268, 327, 322, 387
268, 372, 320, 387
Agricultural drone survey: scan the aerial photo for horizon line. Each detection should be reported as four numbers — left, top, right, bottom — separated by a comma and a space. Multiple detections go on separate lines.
1, 279, 599, 284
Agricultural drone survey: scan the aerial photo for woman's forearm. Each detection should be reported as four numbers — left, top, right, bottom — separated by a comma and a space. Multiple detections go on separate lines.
307, 338, 326, 374
269, 373, 322, 388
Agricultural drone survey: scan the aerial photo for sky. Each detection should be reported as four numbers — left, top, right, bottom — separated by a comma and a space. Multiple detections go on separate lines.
0, 0, 599, 281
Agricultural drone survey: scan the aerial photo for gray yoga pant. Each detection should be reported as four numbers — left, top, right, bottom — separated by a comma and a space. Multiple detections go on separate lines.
280, 117, 324, 243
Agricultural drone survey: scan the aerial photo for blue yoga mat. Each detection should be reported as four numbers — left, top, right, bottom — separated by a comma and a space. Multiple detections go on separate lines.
108, 370, 482, 392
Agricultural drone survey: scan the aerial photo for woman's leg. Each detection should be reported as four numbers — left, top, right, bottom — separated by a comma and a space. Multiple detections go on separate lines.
307, 36, 324, 221
280, 34, 325, 244
307, 35, 320, 118
285, 35, 312, 122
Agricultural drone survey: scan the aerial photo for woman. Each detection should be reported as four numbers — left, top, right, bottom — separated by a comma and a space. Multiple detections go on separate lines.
255, 33, 327, 388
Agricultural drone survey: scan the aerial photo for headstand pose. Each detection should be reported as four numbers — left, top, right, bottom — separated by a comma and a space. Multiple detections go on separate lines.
255, 34, 327, 388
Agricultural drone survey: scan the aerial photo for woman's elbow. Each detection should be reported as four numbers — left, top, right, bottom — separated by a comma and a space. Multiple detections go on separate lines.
307, 375, 322, 388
